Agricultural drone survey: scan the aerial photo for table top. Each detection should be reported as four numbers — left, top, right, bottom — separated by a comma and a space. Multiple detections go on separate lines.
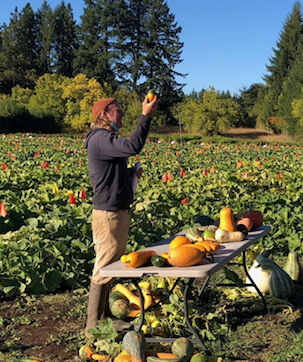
99, 225, 271, 278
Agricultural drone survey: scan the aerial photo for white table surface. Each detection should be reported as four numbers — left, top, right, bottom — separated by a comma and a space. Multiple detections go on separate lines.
99, 225, 271, 278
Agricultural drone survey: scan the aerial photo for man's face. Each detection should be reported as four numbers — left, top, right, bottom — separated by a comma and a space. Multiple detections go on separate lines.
106, 101, 125, 129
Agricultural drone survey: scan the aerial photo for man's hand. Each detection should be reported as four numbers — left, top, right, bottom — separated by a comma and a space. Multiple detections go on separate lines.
129, 167, 143, 179
142, 94, 158, 116
136, 167, 143, 179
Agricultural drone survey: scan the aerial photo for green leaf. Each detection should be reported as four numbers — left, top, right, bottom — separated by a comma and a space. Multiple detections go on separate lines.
43, 269, 62, 292
224, 268, 244, 287
88, 317, 118, 341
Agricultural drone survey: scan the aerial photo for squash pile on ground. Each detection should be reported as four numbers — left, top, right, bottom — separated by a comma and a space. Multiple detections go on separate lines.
79, 345, 110, 361
110, 281, 153, 319
120, 208, 264, 269
114, 331, 222, 362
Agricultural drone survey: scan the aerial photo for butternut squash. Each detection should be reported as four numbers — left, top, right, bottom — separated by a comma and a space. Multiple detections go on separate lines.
121, 250, 156, 268
215, 228, 245, 243
218, 207, 237, 232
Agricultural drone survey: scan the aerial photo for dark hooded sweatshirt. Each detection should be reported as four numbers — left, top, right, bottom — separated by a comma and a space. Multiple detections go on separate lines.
85, 114, 151, 210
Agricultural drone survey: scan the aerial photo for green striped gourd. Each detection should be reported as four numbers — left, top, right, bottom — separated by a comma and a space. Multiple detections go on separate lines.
256, 254, 294, 300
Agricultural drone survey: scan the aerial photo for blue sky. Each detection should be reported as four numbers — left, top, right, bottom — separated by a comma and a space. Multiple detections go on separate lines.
0, 0, 297, 95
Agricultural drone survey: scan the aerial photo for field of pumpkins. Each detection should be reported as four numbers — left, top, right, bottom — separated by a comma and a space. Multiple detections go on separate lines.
1, 134, 303, 361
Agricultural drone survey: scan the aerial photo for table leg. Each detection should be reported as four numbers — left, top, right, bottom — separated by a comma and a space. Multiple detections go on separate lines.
184, 278, 210, 354
133, 279, 145, 332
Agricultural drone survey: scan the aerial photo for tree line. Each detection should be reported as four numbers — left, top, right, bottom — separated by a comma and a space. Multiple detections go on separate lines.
1, 1, 303, 139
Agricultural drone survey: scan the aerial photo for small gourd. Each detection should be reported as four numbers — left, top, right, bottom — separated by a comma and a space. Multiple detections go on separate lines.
283, 250, 303, 282
151, 254, 167, 267
218, 207, 237, 232
122, 331, 146, 362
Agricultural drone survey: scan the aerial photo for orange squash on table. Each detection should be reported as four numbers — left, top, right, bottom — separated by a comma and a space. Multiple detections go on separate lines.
168, 246, 203, 267
182, 243, 207, 254
195, 240, 221, 254
120, 250, 156, 268
219, 207, 237, 232
169, 235, 191, 251
236, 217, 253, 231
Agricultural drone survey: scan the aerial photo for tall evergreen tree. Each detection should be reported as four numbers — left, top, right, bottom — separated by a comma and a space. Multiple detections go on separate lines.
0, 5, 39, 92
53, 1, 78, 77
74, 0, 117, 87
278, 56, 303, 136
143, 0, 185, 114
36, 1, 55, 75
18, 4, 39, 75
263, 1, 303, 120
114, 0, 186, 119
238, 84, 266, 128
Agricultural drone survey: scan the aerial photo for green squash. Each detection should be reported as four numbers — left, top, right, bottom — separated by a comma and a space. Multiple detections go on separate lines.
190, 353, 208, 362
151, 255, 166, 267
109, 290, 128, 307
122, 331, 146, 362
256, 255, 294, 300
110, 299, 132, 319
283, 250, 303, 282
171, 337, 194, 362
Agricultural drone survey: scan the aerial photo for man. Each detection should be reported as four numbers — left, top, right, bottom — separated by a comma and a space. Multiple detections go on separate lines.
84, 94, 157, 338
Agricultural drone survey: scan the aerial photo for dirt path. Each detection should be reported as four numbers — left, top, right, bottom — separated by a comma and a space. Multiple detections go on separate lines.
222, 127, 291, 142
158, 126, 292, 143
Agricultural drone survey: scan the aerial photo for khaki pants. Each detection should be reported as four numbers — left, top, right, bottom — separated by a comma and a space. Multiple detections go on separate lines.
91, 209, 130, 285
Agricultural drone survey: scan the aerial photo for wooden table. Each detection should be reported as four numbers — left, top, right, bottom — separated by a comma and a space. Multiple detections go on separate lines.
99, 225, 271, 353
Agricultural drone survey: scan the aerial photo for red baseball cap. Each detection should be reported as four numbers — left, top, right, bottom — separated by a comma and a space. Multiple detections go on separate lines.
92, 98, 115, 121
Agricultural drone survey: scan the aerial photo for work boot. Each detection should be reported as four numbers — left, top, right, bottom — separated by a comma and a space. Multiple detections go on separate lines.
85, 281, 109, 339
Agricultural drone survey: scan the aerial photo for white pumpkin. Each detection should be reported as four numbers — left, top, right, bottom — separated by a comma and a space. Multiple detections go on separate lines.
246, 260, 271, 294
